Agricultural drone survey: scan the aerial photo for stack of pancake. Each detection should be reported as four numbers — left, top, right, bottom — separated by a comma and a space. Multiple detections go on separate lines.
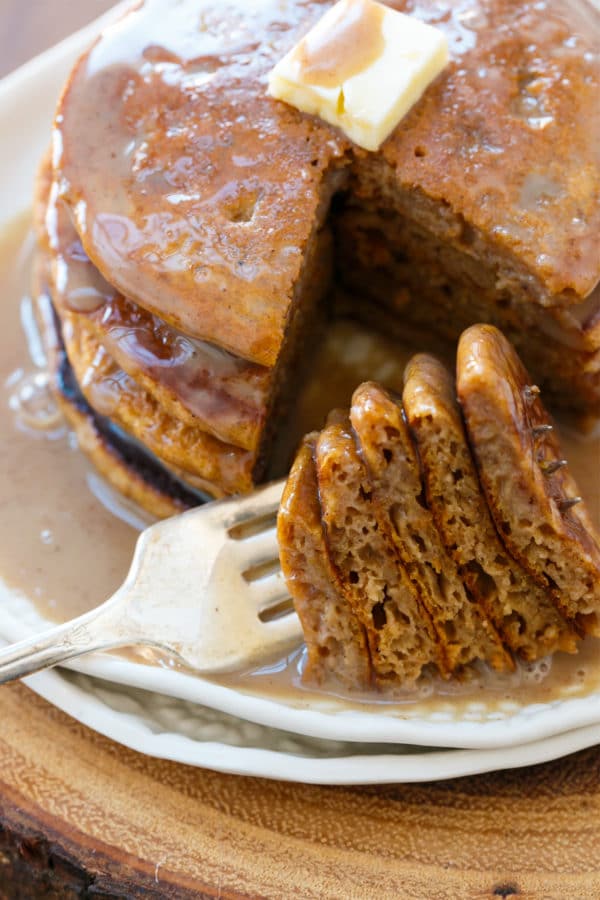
279, 326, 600, 691
34, 156, 283, 515
33, 0, 599, 517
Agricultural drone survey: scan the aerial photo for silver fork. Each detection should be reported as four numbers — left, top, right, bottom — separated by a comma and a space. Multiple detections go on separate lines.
0, 480, 302, 685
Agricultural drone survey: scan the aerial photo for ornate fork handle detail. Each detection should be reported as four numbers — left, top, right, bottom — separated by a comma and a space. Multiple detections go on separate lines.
0, 591, 143, 685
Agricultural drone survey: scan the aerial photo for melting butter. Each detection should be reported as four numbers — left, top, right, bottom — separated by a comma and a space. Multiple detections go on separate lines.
268, 0, 449, 151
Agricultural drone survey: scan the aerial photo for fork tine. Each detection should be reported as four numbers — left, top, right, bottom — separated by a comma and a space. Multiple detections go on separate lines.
230, 526, 280, 572
261, 610, 303, 644
216, 480, 284, 530
247, 571, 290, 612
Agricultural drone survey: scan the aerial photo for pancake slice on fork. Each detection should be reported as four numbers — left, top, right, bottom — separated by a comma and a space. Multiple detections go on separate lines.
351, 382, 512, 674
457, 324, 600, 636
403, 353, 578, 661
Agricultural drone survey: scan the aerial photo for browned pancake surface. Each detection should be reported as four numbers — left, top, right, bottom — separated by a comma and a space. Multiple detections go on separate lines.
403, 353, 578, 660
62, 315, 254, 495
56, 0, 349, 366
351, 382, 512, 673
457, 325, 600, 632
32, 263, 201, 518
278, 435, 371, 690
39, 161, 273, 453
55, 0, 600, 373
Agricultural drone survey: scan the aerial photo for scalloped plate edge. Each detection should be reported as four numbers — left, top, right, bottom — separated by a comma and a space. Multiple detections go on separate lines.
20, 665, 600, 784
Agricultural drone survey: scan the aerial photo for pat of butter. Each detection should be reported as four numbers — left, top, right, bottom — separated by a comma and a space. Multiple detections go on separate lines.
268, 0, 449, 152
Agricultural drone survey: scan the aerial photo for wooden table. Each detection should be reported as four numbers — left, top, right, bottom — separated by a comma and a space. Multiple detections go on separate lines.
2, 683, 600, 898
2, 4, 600, 897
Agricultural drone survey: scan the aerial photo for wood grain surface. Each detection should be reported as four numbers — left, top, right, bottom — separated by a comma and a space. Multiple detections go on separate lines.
1, 3, 600, 898
1, 682, 600, 899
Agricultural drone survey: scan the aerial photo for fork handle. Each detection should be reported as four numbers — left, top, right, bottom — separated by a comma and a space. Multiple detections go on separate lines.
0, 591, 140, 685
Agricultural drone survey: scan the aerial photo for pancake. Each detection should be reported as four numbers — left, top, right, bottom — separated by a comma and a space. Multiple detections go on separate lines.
52, 0, 599, 418
277, 435, 372, 690
457, 325, 600, 634
315, 417, 439, 688
55, 0, 348, 365
31, 0, 600, 511
61, 315, 254, 495
350, 382, 512, 673
32, 184, 258, 497
36, 153, 332, 501
403, 353, 578, 661
33, 268, 207, 518
43, 174, 273, 452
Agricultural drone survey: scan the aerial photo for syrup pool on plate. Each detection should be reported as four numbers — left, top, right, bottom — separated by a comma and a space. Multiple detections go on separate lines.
1, 213, 599, 718
0, 215, 140, 623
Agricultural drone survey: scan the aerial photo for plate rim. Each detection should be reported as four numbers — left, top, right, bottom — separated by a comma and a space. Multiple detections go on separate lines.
3, 578, 600, 752
20, 665, 600, 785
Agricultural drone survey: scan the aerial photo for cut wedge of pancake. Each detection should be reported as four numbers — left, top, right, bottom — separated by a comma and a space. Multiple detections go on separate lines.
278, 435, 371, 691
403, 353, 578, 661
457, 324, 600, 634
56, 0, 349, 367
315, 418, 437, 688
351, 382, 512, 674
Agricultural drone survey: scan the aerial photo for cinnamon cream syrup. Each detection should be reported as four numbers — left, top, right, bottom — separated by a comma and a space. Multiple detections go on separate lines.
290, 0, 386, 88
2, 213, 600, 714
0, 215, 139, 623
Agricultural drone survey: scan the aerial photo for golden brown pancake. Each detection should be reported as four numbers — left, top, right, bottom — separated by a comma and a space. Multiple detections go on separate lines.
55, 0, 347, 366
61, 316, 255, 495
37, 156, 331, 496
278, 435, 372, 690
54, 0, 599, 398
403, 353, 578, 661
33, 0, 600, 508
44, 177, 273, 452
351, 382, 512, 673
457, 324, 600, 634
32, 265, 207, 518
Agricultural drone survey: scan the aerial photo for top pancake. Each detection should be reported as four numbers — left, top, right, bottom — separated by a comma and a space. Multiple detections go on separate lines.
55, 0, 600, 367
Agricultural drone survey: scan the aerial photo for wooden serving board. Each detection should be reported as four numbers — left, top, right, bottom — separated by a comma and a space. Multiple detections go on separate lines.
1, 682, 600, 898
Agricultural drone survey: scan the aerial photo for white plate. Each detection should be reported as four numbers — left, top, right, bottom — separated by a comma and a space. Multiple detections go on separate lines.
4, 582, 600, 753
17, 663, 600, 784
1, 3, 599, 781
